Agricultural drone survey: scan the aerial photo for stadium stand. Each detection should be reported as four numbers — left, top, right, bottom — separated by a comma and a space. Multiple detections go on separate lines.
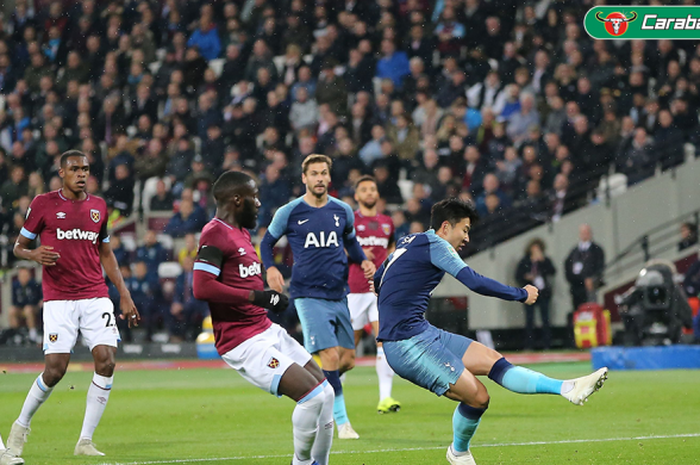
0, 0, 699, 341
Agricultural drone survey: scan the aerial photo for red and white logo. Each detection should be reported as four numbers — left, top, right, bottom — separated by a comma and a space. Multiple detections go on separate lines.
382, 224, 392, 235
90, 209, 100, 223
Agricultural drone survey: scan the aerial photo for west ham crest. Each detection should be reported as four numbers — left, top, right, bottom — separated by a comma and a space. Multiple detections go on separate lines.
49, 333, 58, 342
90, 209, 101, 223
267, 357, 280, 369
382, 224, 391, 235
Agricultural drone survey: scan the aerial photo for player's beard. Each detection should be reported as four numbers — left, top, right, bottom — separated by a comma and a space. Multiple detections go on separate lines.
239, 198, 258, 229
360, 198, 377, 209
310, 183, 327, 198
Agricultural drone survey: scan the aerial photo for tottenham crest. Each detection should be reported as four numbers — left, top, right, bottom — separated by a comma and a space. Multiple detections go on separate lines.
267, 357, 280, 369
90, 209, 101, 223
49, 333, 58, 342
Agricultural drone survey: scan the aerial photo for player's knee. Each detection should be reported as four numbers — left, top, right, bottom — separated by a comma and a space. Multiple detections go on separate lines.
97, 359, 116, 377
473, 391, 490, 410
43, 365, 67, 387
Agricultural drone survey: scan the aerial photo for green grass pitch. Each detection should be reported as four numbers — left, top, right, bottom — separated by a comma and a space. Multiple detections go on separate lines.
1, 362, 699, 464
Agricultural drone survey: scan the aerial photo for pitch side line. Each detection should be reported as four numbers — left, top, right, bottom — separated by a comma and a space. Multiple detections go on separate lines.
97, 432, 700, 465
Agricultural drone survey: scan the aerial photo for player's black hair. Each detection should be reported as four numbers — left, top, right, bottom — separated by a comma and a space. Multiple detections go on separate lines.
354, 175, 377, 190
60, 150, 88, 167
212, 170, 255, 204
430, 198, 478, 230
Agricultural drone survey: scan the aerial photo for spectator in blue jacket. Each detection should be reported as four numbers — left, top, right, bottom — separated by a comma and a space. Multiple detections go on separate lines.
10, 266, 42, 344
376, 39, 410, 88
187, 17, 221, 61
165, 198, 208, 238
169, 256, 209, 342
128, 261, 162, 341
135, 229, 169, 280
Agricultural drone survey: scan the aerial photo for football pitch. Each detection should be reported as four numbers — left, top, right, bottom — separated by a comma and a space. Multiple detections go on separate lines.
1, 361, 698, 465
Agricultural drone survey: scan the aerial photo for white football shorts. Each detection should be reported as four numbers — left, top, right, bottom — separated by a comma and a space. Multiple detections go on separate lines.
43, 297, 121, 354
221, 323, 312, 397
348, 292, 379, 331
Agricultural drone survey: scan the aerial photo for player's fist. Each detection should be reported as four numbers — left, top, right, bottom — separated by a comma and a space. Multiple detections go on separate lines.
523, 284, 539, 305
361, 259, 376, 280
253, 290, 290, 313
32, 245, 60, 266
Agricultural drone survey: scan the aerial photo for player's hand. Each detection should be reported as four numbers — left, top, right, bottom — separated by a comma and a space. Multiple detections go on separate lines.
32, 245, 60, 266
266, 266, 285, 293
523, 284, 539, 305
362, 247, 375, 261
252, 290, 289, 313
361, 260, 376, 280
119, 291, 141, 327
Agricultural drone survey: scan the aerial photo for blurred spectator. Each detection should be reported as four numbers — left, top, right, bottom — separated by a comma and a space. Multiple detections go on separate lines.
10, 266, 42, 344
127, 261, 162, 341
150, 179, 176, 212
187, 17, 221, 61
564, 224, 606, 311
103, 163, 135, 216
165, 198, 207, 238
515, 239, 556, 350
679, 223, 698, 252
170, 256, 208, 342
475, 173, 512, 217
1, 165, 29, 211
376, 39, 410, 88
177, 233, 199, 266
136, 230, 169, 280
110, 235, 129, 266
616, 127, 655, 185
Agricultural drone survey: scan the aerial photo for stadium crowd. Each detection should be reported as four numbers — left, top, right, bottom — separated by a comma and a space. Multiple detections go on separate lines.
0, 0, 699, 342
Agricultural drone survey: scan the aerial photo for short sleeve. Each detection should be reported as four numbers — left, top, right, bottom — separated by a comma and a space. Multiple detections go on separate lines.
21, 196, 45, 240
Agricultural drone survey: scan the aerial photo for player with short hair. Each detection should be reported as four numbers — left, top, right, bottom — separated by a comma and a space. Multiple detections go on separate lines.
2, 151, 139, 464
261, 154, 376, 440
375, 198, 608, 465
192, 170, 334, 465
348, 175, 400, 414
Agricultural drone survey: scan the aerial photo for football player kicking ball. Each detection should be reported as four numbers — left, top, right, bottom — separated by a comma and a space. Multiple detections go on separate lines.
374, 199, 608, 465
2, 151, 139, 465
347, 176, 400, 414
192, 171, 334, 465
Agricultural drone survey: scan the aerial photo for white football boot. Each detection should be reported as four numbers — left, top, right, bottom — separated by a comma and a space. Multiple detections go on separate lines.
337, 422, 360, 439
74, 438, 105, 456
563, 367, 609, 406
446, 444, 477, 464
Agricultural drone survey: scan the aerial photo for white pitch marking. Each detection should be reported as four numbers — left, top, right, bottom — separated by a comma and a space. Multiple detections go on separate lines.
97, 432, 700, 465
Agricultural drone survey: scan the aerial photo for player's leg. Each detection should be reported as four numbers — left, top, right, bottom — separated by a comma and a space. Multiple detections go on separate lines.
369, 292, 399, 413
302, 359, 334, 465
7, 300, 77, 460
463, 341, 608, 405
335, 298, 360, 439
8, 306, 21, 331
76, 298, 121, 456
296, 297, 357, 439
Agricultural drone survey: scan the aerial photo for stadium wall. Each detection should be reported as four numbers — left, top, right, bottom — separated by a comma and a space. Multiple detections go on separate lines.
433, 154, 700, 330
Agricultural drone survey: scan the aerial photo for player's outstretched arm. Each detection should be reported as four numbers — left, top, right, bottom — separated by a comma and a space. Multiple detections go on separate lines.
260, 230, 285, 292
99, 241, 140, 326
14, 234, 60, 266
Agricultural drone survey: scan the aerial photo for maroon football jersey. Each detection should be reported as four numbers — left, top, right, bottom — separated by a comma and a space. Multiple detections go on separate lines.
21, 190, 109, 301
348, 211, 394, 293
196, 218, 271, 355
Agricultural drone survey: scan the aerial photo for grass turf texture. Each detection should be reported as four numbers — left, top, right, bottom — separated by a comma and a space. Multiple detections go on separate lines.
1, 362, 698, 464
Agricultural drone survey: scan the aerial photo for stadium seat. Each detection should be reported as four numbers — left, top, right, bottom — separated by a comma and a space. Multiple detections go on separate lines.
209, 58, 224, 78
156, 234, 175, 252
147, 213, 172, 233
142, 176, 172, 214
158, 261, 182, 279
596, 173, 628, 200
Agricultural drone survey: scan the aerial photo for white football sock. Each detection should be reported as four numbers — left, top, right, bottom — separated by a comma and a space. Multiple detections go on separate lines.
1, 432, 5, 449
18, 373, 54, 427
311, 381, 335, 465
292, 383, 326, 465
79, 373, 113, 441
376, 347, 395, 401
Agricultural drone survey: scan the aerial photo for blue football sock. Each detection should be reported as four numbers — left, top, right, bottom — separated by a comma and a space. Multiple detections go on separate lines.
488, 357, 563, 394
323, 369, 349, 425
452, 403, 485, 453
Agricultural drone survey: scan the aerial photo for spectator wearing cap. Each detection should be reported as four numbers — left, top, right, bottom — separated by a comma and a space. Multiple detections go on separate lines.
187, 16, 221, 61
